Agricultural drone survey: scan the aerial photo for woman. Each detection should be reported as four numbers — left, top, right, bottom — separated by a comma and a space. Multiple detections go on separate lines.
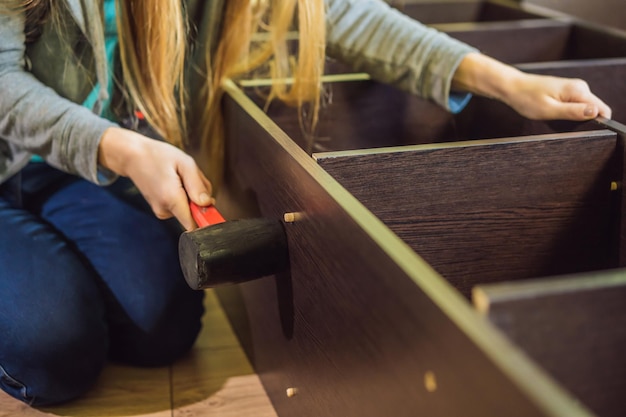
0, 0, 612, 407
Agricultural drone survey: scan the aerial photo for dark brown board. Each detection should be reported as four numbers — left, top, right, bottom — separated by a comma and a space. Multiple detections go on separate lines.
213, 80, 594, 417
245, 10, 626, 152
314, 131, 622, 298
389, 0, 546, 24
437, 21, 626, 63
435, 20, 572, 64
387, 0, 626, 62
473, 268, 626, 417
249, 59, 626, 155
523, 0, 626, 31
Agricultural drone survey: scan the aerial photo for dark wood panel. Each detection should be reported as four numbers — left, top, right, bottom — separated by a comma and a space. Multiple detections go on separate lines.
323, 6, 626, 75
392, 1, 484, 24
326, 20, 626, 74
388, 0, 626, 62
523, 0, 626, 31
254, 77, 450, 152
389, 0, 546, 24
214, 80, 594, 417
473, 268, 626, 417
439, 21, 626, 63
214, 4, 626, 417
434, 20, 572, 64
565, 25, 626, 60
391, 0, 626, 32
315, 132, 622, 297
248, 59, 626, 155
442, 20, 626, 64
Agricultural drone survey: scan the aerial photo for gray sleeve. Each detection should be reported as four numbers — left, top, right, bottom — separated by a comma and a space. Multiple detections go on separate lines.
325, 0, 478, 111
0, 11, 117, 185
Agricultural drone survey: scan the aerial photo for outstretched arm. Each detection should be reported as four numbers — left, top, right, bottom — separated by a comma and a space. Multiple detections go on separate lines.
325, 0, 612, 120
452, 52, 612, 121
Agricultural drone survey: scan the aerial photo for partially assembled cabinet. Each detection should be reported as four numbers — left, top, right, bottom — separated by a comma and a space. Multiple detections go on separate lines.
210, 1, 626, 416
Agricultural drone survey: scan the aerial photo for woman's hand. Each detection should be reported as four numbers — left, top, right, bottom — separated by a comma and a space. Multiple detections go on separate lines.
452, 52, 612, 121
98, 127, 213, 231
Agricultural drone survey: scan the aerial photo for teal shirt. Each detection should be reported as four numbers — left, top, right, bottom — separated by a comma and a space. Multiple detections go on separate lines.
82, 0, 118, 122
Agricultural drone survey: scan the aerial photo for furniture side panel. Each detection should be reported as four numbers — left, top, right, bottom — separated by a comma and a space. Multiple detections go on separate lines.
316, 133, 621, 296
213, 91, 592, 417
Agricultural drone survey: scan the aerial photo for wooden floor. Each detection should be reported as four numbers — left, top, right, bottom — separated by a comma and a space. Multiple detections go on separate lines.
0, 290, 278, 417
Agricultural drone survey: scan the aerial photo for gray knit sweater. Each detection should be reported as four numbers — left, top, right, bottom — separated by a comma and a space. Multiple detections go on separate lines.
0, 0, 476, 186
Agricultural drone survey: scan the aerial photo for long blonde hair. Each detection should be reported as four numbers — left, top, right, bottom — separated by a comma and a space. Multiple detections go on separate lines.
199, 0, 326, 186
13, 0, 326, 187
8, 0, 188, 147
117, 0, 188, 148
118, 0, 326, 186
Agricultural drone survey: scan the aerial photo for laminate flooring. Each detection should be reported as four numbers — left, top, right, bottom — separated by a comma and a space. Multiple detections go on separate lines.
0, 290, 277, 417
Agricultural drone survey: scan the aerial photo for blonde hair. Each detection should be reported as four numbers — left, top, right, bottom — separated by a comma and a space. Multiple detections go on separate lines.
117, 0, 188, 148
12, 0, 326, 188
7, 0, 189, 147
116, 0, 326, 187
198, 0, 327, 186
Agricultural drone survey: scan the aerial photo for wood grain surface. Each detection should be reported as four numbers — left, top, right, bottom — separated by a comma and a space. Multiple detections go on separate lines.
214, 79, 595, 417
222, 4, 626, 413
522, 0, 626, 31
393, 0, 545, 24
253, 59, 626, 160
474, 268, 626, 417
315, 131, 622, 297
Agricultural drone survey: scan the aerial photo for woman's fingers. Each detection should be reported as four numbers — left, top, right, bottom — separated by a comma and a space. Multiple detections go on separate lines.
98, 128, 214, 231
167, 187, 198, 231
505, 75, 612, 121
560, 79, 612, 120
178, 161, 214, 208
176, 159, 215, 230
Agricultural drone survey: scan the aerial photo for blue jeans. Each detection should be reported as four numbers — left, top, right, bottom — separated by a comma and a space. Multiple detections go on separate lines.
0, 163, 204, 406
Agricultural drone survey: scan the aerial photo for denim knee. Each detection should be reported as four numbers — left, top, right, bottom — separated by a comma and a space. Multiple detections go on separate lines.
0, 300, 109, 406
109, 289, 205, 367
0, 329, 108, 406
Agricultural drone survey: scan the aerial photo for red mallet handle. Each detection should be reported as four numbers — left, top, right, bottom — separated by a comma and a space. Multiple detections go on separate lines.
190, 201, 225, 228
